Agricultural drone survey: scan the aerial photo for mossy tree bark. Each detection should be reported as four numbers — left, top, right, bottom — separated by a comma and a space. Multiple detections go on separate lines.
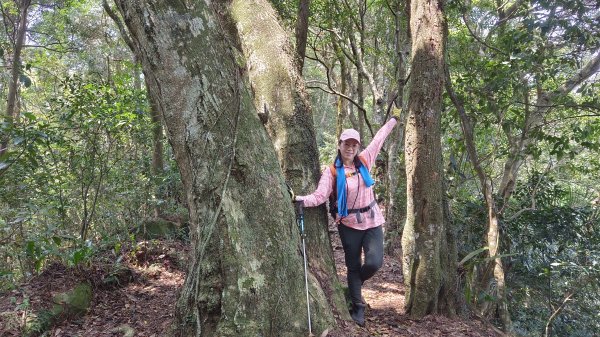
231, 0, 345, 321
115, 1, 331, 336
401, 0, 457, 317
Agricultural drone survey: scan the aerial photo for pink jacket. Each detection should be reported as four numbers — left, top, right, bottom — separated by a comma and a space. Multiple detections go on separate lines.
297, 118, 398, 230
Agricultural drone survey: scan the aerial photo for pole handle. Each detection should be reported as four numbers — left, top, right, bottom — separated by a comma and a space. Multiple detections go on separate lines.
294, 200, 304, 216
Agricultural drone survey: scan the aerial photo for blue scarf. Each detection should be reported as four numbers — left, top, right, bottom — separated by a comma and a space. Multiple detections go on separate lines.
335, 156, 375, 217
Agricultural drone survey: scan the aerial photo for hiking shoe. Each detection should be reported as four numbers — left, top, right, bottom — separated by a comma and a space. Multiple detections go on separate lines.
351, 303, 366, 327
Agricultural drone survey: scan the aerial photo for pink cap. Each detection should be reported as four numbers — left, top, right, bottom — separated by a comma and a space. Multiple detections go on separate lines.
339, 128, 360, 144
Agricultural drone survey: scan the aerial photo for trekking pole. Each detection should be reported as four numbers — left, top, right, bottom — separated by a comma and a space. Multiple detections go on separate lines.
295, 201, 312, 335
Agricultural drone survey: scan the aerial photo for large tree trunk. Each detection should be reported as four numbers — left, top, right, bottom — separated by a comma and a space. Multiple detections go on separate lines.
401, 0, 455, 317
115, 2, 330, 336
231, 0, 345, 321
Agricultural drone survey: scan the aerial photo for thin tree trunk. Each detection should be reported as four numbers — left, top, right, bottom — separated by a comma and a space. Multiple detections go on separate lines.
115, 1, 331, 335
348, 21, 382, 117
1, 0, 31, 157
384, 0, 411, 257
384, 116, 406, 257
295, 0, 310, 73
105, 0, 165, 218
544, 292, 574, 337
149, 94, 164, 218
357, 69, 365, 139
445, 58, 513, 332
344, 65, 359, 131
543, 275, 592, 337
332, 38, 349, 137
335, 66, 345, 137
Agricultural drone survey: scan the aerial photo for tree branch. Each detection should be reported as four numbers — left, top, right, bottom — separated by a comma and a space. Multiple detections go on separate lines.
554, 50, 600, 98
499, 49, 600, 201
495, 0, 527, 26
445, 61, 487, 189
544, 274, 594, 337
505, 162, 553, 221
514, 101, 600, 112
22, 44, 78, 52
103, 0, 136, 55
347, 26, 382, 106
305, 55, 368, 117
320, 26, 357, 64
460, 9, 507, 56
341, 0, 361, 32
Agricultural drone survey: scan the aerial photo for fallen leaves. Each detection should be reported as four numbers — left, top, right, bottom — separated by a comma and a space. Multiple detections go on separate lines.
323, 220, 501, 337
1, 234, 502, 337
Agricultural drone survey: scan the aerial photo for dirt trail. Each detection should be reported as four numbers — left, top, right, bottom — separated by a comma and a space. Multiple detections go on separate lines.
1, 234, 501, 337
325, 222, 500, 337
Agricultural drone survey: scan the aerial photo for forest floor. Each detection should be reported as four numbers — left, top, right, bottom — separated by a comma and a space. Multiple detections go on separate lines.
324, 221, 501, 337
1, 225, 502, 337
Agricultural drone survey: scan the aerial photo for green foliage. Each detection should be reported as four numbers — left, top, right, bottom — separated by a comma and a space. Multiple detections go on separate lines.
446, 0, 600, 330
452, 170, 600, 335
507, 205, 599, 335
0, 71, 163, 286
270, 0, 299, 23
317, 130, 338, 168
0, 1, 185, 291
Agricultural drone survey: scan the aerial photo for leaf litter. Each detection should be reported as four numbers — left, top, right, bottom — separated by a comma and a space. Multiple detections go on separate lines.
0, 230, 503, 337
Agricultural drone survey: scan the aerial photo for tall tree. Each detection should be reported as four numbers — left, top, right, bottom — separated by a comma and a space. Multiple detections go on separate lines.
231, 0, 346, 320
401, 0, 457, 317
114, 1, 331, 336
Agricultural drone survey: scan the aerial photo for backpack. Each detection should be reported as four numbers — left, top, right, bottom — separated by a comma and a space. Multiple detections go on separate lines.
328, 154, 368, 218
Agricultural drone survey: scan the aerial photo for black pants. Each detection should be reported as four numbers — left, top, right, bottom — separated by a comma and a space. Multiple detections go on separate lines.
338, 224, 384, 305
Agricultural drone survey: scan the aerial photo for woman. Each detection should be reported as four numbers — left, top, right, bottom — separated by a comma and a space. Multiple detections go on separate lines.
293, 116, 398, 327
